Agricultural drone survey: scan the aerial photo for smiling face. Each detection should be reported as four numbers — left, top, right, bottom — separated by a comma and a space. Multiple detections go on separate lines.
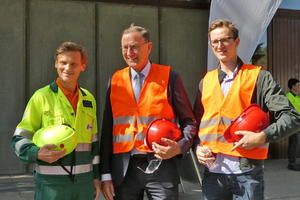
209, 27, 240, 63
55, 51, 86, 88
121, 31, 152, 72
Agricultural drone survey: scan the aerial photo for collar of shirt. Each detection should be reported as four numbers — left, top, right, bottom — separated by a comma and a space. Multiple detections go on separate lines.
219, 63, 239, 83
130, 60, 151, 87
218, 57, 243, 83
221, 66, 239, 82
290, 91, 298, 97
56, 78, 79, 114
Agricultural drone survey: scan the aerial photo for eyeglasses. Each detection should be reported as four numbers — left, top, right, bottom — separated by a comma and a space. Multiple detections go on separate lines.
137, 158, 162, 174
209, 37, 236, 47
121, 42, 148, 52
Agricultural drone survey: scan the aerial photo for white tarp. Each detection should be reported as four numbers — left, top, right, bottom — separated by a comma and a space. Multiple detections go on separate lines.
207, 0, 282, 71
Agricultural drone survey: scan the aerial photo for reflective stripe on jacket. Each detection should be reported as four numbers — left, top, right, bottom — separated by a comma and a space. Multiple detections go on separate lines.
15, 81, 97, 143
199, 64, 269, 159
110, 63, 176, 153
13, 81, 99, 176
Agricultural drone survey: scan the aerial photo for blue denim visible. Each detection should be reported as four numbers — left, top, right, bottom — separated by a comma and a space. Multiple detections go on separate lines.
202, 167, 264, 200
288, 131, 300, 164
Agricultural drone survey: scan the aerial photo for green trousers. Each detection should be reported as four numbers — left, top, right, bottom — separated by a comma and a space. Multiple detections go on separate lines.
34, 179, 94, 200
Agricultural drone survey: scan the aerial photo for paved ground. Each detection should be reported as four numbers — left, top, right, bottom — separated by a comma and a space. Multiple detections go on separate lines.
1, 159, 300, 200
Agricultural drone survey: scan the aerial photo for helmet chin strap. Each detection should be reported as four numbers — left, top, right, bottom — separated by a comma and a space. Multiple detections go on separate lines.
58, 150, 76, 183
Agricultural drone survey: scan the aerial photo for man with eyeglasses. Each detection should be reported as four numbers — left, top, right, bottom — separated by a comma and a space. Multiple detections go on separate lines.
286, 78, 300, 171
100, 24, 197, 200
193, 19, 300, 199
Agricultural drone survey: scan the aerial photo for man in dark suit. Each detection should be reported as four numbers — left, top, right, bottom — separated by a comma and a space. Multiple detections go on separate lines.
99, 24, 197, 200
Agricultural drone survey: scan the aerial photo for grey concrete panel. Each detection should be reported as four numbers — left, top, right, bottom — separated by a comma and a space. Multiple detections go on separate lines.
0, 0, 26, 174
160, 8, 209, 103
97, 3, 159, 128
28, 0, 96, 97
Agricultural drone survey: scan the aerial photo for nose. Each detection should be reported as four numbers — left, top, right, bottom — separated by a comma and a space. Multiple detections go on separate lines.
126, 47, 135, 56
127, 47, 134, 55
65, 63, 71, 70
216, 40, 225, 47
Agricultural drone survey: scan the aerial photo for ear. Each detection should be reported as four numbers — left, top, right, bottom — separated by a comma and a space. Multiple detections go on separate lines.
235, 38, 240, 48
147, 42, 153, 54
55, 60, 58, 69
81, 63, 87, 72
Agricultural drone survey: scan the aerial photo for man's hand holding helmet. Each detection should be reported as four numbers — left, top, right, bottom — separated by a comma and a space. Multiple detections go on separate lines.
145, 118, 183, 160
152, 138, 182, 160
33, 124, 78, 163
231, 131, 267, 151
37, 144, 67, 163
223, 104, 269, 152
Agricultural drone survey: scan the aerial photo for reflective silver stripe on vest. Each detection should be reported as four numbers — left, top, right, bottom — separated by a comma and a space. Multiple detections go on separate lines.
136, 132, 145, 141
200, 118, 218, 129
113, 116, 175, 144
14, 128, 34, 139
113, 116, 135, 125
199, 133, 228, 143
15, 138, 31, 154
216, 134, 228, 143
93, 155, 100, 164
113, 133, 133, 143
200, 117, 233, 129
76, 143, 91, 151
138, 116, 158, 125
219, 117, 234, 126
138, 116, 176, 125
92, 133, 98, 142
35, 163, 93, 175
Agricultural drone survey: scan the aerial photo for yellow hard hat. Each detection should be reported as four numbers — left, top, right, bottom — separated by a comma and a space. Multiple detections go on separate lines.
32, 124, 78, 156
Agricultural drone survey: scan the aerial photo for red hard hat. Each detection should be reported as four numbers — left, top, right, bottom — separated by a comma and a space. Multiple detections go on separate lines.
145, 118, 182, 150
224, 104, 269, 143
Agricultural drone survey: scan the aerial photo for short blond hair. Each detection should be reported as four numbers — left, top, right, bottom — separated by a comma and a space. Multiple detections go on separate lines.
55, 41, 87, 64
208, 19, 239, 39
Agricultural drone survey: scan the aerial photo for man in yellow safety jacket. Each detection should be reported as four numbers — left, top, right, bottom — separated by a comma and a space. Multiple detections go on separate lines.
11, 42, 100, 200
193, 19, 300, 200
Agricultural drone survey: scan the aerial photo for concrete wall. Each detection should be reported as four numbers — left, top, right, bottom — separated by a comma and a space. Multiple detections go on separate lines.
0, 0, 209, 176
0, 0, 26, 174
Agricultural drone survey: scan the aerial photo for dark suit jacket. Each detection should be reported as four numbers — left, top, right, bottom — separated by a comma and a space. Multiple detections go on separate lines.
100, 64, 197, 188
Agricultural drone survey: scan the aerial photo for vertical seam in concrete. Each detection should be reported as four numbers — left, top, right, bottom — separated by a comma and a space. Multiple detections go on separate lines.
158, 4, 162, 64
95, 2, 101, 132
95, 3, 98, 101
24, 0, 30, 174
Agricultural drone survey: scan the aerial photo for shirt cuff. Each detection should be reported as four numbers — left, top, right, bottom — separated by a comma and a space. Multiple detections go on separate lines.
101, 173, 112, 181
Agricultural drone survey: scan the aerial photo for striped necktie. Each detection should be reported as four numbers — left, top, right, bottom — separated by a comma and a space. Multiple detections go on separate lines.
134, 73, 144, 103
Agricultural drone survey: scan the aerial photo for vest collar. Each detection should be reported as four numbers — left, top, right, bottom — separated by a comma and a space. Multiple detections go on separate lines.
49, 80, 87, 96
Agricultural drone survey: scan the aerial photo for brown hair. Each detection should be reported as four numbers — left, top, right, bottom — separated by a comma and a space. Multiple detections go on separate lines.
121, 23, 150, 42
208, 19, 239, 39
55, 41, 87, 64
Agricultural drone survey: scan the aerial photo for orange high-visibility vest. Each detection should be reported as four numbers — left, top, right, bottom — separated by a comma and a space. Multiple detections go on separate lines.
110, 63, 176, 154
198, 64, 269, 159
